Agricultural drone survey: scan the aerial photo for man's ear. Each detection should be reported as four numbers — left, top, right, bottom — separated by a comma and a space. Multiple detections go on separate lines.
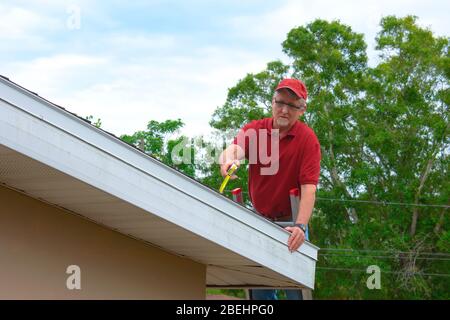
299, 107, 306, 116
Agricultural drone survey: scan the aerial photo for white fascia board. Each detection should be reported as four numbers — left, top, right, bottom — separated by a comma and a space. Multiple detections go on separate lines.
0, 78, 319, 288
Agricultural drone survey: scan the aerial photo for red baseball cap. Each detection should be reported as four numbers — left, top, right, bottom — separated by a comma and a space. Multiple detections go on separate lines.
275, 78, 308, 100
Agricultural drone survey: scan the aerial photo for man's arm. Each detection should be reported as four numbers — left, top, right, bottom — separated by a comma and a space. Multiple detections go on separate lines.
295, 184, 317, 225
218, 144, 245, 178
285, 184, 317, 252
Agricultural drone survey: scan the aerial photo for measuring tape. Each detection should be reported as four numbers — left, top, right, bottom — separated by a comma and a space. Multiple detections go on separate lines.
219, 162, 239, 194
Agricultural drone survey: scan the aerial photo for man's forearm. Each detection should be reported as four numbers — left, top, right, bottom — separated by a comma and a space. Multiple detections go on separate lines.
219, 144, 245, 164
295, 184, 316, 225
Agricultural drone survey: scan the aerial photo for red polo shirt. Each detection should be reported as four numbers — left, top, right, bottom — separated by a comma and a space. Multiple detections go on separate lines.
233, 117, 321, 219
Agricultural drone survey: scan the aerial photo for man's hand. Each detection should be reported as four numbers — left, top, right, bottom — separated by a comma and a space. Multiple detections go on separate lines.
218, 144, 244, 179
284, 226, 305, 252
220, 159, 240, 179
284, 184, 316, 252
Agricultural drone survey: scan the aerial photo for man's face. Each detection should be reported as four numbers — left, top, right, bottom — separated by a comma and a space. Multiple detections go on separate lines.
271, 89, 306, 130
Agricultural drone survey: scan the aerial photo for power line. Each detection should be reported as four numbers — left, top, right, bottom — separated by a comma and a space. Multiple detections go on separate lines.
319, 253, 450, 261
315, 197, 449, 209
320, 248, 450, 257
223, 190, 449, 209
316, 267, 450, 277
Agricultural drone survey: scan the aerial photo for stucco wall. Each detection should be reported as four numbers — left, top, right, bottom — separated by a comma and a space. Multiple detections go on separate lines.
0, 185, 206, 299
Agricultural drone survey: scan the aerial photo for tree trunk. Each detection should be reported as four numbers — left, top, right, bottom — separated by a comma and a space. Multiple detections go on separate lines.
411, 122, 449, 236
410, 158, 434, 236
434, 201, 449, 234
324, 104, 359, 223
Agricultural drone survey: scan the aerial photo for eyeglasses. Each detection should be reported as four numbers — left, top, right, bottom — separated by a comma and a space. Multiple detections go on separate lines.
273, 99, 306, 111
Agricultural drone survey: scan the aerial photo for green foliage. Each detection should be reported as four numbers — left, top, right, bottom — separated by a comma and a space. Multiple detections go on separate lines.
121, 119, 183, 156
120, 119, 196, 177
85, 115, 102, 128
207, 289, 247, 299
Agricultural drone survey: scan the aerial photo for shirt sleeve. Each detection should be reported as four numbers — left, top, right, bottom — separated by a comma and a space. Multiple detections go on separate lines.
232, 121, 257, 159
298, 132, 321, 185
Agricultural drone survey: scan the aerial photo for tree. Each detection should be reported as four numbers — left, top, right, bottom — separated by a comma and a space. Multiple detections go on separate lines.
120, 119, 196, 177
283, 19, 368, 224
359, 15, 449, 297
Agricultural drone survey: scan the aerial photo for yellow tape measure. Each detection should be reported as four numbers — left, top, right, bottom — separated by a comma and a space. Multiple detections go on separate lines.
219, 163, 238, 194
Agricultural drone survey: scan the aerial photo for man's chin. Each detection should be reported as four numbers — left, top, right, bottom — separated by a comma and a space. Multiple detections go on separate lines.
276, 118, 289, 128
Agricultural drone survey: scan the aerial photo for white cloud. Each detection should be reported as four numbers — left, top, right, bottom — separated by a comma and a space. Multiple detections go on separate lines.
0, 5, 61, 38
3, 0, 448, 140
227, 0, 450, 65
67, 46, 267, 137
6, 54, 108, 95
104, 33, 178, 51
4, 46, 267, 138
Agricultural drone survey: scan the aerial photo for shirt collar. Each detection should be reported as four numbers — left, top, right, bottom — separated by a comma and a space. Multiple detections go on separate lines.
268, 117, 299, 137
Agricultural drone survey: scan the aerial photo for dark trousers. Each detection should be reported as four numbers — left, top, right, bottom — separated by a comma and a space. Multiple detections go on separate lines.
249, 289, 303, 300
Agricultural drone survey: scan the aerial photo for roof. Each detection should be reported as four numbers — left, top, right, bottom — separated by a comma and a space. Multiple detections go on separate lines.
0, 75, 319, 289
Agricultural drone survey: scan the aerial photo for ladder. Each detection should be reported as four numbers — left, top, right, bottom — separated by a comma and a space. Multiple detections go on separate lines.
231, 187, 313, 300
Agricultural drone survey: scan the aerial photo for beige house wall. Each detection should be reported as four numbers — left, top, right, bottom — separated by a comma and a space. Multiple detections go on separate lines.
0, 185, 206, 299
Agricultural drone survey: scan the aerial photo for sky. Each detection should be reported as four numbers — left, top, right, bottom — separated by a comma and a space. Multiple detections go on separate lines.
2, 0, 449, 138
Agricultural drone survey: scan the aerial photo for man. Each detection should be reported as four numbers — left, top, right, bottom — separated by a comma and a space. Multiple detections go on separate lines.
218, 78, 321, 300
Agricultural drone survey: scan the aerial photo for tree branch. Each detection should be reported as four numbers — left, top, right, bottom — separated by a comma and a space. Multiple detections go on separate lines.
433, 200, 449, 234
410, 122, 449, 237
324, 103, 359, 223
